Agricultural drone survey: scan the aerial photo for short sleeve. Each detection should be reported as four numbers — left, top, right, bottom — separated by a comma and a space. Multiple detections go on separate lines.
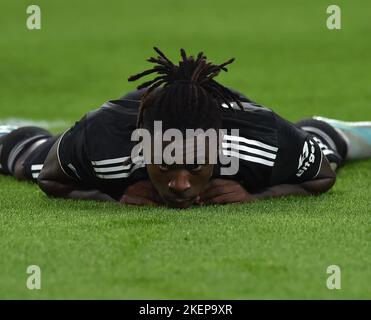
270, 114, 323, 185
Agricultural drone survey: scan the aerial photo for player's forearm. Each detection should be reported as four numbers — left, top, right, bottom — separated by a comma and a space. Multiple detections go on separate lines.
66, 189, 116, 202
252, 177, 336, 200
37, 179, 116, 202
252, 184, 311, 200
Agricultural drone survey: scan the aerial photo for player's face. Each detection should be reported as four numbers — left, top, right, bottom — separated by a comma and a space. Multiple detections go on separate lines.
146, 162, 214, 208
144, 136, 216, 208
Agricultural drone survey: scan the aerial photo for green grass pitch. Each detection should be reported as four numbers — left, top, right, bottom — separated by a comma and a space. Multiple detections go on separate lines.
0, 0, 370, 299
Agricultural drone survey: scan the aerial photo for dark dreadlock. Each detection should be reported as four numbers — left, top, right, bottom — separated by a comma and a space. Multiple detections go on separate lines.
128, 47, 243, 131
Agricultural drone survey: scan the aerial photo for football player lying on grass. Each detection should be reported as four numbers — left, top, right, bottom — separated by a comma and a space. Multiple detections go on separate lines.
1, 48, 371, 208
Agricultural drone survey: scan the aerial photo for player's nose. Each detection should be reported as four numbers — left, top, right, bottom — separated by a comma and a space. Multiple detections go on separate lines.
168, 171, 191, 194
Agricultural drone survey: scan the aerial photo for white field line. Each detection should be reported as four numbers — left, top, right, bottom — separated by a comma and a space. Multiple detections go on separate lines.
0, 118, 69, 130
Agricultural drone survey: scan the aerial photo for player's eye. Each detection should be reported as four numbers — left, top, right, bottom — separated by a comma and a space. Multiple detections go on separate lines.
158, 164, 169, 171
158, 164, 203, 172
189, 164, 203, 172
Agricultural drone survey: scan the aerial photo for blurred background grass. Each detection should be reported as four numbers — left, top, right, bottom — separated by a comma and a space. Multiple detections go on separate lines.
0, 0, 370, 299
1, 0, 371, 121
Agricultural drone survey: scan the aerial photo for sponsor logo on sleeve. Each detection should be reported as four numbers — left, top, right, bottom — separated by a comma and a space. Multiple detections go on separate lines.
296, 139, 316, 177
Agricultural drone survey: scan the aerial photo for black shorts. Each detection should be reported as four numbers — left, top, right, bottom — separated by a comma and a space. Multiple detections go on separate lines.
0, 126, 60, 181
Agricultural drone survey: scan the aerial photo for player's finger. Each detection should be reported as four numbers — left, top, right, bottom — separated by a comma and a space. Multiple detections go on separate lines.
199, 185, 229, 201
125, 184, 163, 202
200, 183, 242, 201
128, 187, 158, 199
139, 187, 163, 203
120, 194, 160, 206
205, 179, 236, 188
200, 179, 243, 200
203, 194, 243, 205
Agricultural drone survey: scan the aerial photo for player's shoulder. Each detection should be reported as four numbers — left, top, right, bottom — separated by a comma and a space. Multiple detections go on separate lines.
85, 98, 139, 128
58, 97, 144, 183
60, 97, 140, 161
222, 98, 311, 150
81, 98, 139, 155
272, 112, 310, 149
221, 99, 280, 148
64, 98, 139, 136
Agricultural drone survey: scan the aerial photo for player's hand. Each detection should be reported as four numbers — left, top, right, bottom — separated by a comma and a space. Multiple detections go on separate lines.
197, 179, 256, 205
120, 180, 164, 206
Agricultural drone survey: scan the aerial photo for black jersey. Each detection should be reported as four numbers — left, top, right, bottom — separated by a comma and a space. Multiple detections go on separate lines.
57, 98, 323, 199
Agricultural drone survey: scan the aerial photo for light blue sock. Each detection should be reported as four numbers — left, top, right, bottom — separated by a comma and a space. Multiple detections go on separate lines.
314, 116, 371, 160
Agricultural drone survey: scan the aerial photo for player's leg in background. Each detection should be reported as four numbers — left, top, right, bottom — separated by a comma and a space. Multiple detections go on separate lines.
22, 133, 61, 181
0, 125, 19, 173
313, 117, 371, 160
296, 117, 371, 171
0, 126, 52, 180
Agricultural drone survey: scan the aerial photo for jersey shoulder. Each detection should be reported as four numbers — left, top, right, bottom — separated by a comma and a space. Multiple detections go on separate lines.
218, 100, 322, 190
221, 100, 278, 147
216, 101, 280, 191
57, 99, 146, 188
84, 99, 139, 159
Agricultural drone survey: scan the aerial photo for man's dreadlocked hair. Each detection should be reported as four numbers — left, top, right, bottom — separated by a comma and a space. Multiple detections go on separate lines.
128, 47, 243, 132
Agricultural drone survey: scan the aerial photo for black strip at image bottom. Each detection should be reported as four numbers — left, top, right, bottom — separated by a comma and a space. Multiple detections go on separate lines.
0, 300, 366, 318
